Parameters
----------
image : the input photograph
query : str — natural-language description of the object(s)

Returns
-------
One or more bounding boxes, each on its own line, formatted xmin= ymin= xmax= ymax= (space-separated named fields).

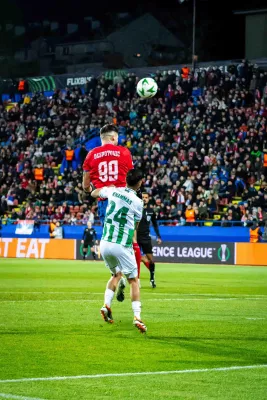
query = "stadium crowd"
xmin=0 ymin=60 xmax=267 ymax=226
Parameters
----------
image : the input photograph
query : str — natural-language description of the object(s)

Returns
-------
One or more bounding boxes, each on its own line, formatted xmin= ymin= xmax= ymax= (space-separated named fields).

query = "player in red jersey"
xmin=82 ymin=123 xmax=142 ymax=297
xmin=83 ymin=124 xmax=133 ymax=215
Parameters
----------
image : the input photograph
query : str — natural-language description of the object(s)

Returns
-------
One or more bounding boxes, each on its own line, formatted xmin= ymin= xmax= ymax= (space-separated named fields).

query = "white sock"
xmin=132 ymin=300 xmax=141 ymax=319
xmin=104 ymin=288 xmax=115 ymax=307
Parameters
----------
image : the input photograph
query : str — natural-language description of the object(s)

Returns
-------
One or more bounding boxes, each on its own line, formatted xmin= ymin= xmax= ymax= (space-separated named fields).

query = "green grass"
xmin=0 ymin=259 xmax=267 ymax=399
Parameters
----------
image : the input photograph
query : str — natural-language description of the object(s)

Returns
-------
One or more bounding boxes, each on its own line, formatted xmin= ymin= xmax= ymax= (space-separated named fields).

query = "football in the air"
xmin=136 ymin=77 xmax=158 ymax=98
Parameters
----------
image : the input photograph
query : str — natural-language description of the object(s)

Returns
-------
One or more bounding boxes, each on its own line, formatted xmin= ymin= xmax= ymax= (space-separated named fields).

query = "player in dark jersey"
xmin=81 ymin=222 xmax=98 ymax=260
xmin=137 ymin=192 xmax=162 ymax=288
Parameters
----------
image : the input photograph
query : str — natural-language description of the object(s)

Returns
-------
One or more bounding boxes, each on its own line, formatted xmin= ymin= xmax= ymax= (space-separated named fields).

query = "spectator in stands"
xmin=0 ymin=61 xmax=266 ymax=229
xmin=50 ymin=221 xmax=63 ymax=239
xmin=65 ymin=147 xmax=74 ymax=170
xmin=185 ymin=205 xmax=195 ymax=224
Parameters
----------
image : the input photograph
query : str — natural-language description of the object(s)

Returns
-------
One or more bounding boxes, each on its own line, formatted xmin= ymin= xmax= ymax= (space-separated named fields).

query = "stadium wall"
xmin=0 ymin=238 xmax=266 ymax=266
xmin=1 ymin=225 xmax=250 ymax=242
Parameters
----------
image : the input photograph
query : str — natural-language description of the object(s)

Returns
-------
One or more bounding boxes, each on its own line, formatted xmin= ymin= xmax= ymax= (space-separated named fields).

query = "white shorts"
xmin=100 ymin=240 xmax=137 ymax=279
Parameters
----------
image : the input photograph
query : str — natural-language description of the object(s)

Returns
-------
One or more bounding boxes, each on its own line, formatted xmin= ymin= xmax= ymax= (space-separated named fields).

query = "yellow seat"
xmin=223 ymin=207 xmax=228 ymax=212
xmin=232 ymin=200 xmax=240 ymax=205
xmin=254 ymin=185 xmax=260 ymax=191
xmin=204 ymin=222 xmax=213 ymax=227
xmin=213 ymin=214 xmax=221 ymax=220
xmin=58 ymin=176 xmax=62 ymax=180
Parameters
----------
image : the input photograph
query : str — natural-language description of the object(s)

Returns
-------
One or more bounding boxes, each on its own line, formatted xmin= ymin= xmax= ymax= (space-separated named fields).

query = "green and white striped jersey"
xmin=99 ymin=187 xmax=143 ymax=247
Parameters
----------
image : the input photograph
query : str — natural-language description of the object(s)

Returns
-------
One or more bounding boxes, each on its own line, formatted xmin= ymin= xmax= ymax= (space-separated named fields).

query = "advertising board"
xmin=152 ymin=242 xmax=235 ymax=264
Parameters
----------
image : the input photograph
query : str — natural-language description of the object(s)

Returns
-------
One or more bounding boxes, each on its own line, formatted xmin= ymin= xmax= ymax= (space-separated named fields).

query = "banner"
xmin=152 ymin=242 xmax=235 ymax=264
xmin=0 ymin=238 xmax=75 ymax=259
xmin=54 ymin=75 xmax=93 ymax=89
xmin=15 ymin=220 xmax=34 ymax=235
xmin=28 ymin=77 xmax=56 ymax=92
xmin=76 ymin=240 xmax=102 ymax=261
xmin=236 ymin=243 xmax=267 ymax=266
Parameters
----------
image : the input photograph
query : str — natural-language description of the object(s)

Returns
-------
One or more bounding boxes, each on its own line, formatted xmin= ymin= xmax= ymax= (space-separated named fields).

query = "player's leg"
xmin=127 ymin=276 xmax=146 ymax=333
xmin=141 ymin=254 xmax=150 ymax=270
xmin=141 ymin=239 xmax=156 ymax=288
xmin=82 ymin=243 xmax=88 ymax=260
xmin=119 ymin=245 xmax=147 ymax=333
xmin=98 ymin=199 xmax=108 ymax=226
xmin=99 ymin=241 xmax=122 ymax=323
xmin=117 ymin=232 xmax=141 ymax=300
xmin=146 ymin=253 xmax=156 ymax=288
xmin=90 ymin=243 xmax=96 ymax=260
xmin=133 ymin=241 xmax=141 ymax=279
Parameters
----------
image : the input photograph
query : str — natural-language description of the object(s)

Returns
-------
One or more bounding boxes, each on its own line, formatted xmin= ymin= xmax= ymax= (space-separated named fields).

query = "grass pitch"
xmin=0 ymin=259 xmax=267 ymax=399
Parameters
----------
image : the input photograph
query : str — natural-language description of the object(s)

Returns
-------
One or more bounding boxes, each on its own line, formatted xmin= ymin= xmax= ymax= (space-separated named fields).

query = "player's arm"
xmin=82 ymin=171 xmax=94 ymax=193
xmin=133 ymin=200 xmax=143 ymax=241
xmin=91 ymin=187 xmax=102 ymax=198
xmin=82 ymin=152 xmax=93 ymax=193
xmin=151 ymin=211 xmax=162 ymax=244
xmin=91 ymin=186 xmax=112 ymax=199
xmin=81 ymin=228 xmax=86 ymax=243
xmin=93 ymin=229 xmax=98 ymax=243
xmin=124 ymin=148 xmax=134 ymax=171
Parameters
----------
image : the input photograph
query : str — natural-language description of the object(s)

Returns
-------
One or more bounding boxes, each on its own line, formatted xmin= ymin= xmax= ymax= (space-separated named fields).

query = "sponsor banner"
xmin=0 ymin=238 xmax=75 ymax=259
xmin=236 ymin=243 xmax=267 ymax=266
xmin=15 ymin=220 xmax=34 ymax=235
xmin=76 ymin=240 xmax=102 ymax=261
xmin=152 ymin=242 xmax=235 ymax=264
xmin=54 ymin=75 xmax=92 ymax=89
xmin=28 ymin=77 xmax=56 ymax=92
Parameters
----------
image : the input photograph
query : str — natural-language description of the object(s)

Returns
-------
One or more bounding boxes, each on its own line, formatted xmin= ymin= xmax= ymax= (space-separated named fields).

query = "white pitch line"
xmin=0 ymin=298 xmax=265 ymax=304
xmin=1 ymin=292 xmax=267 ymax=297
xmin=0 ymin=365 xmax=266 ymax=384
xmin=0 ymin=393 xmax=47 ymax=400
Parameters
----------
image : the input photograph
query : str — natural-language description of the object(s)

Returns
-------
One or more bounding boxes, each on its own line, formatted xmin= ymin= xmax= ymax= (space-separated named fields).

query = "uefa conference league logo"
xmin=218 ymin=244 xmax=230 ymax=262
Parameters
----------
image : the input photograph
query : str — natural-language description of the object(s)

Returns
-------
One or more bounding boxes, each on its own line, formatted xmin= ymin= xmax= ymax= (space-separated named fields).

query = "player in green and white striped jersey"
xmin=91 ymin=169 xmax=147 ymax=333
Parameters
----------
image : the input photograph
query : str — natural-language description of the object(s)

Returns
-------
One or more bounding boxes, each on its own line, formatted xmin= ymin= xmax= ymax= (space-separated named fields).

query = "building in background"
xmin=106 ymin=13 xmax=184 ymax=67
xmin=234 ymin=8 xmax=267 ymax=59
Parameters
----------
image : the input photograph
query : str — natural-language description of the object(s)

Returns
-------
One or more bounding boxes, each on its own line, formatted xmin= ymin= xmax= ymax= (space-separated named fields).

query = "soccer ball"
xmin=136 ymin=77 xmax=158 ymax=99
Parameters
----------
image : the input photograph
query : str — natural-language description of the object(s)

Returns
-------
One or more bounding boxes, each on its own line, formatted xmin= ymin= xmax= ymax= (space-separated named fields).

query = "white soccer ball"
xmin=136 ymin=77 xmax=158 ymax=99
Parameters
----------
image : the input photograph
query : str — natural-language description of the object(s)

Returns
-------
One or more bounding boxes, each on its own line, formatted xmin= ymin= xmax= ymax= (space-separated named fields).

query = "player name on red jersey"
xmin=94 ymin=150 xmax=120 ymax=159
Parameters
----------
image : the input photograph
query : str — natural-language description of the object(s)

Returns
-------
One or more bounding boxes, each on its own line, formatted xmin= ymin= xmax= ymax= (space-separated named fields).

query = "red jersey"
xmin=83 ymin=144 xmax=133 ymax=189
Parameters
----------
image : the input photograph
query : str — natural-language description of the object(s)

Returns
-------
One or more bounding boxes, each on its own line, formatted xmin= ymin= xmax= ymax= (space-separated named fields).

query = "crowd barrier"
xmin=1 ymin=224 xmax=250 ymax=242
xmin=0 ymin=238 xmax=266 ymax=266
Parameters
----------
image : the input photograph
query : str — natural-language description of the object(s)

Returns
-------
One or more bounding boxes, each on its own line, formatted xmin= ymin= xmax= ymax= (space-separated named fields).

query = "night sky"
xmin=2 ymin=0 xmax=267 ymax=61
xmin=4 ymin=0 xmax=266 ymax=22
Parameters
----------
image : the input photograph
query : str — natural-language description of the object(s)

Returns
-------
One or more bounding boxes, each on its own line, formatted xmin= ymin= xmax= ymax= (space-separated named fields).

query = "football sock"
xmin=92 ymin=251 xmax=96 ymax=260
xmin=144 ymin=261 xmax=150 ymax=270
xmin=133 ymin=243 xmax=141 ymax=278
xmin=132 ymin=300 xmax=141 ymax=320
xmin=104 ymin=288 xmax=115 ymax=308
xmin=149 ymin=262 xmax=155 ymax=281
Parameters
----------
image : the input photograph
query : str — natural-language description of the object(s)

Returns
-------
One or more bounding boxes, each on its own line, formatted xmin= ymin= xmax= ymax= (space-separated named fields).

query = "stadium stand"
xmin=0 ymin=60 xmax=267 ymax=228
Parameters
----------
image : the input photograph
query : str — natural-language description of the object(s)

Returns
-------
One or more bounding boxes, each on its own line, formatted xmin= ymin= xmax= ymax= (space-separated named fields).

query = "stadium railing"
xmin=0 ymin=219 xmax=259 ymax=227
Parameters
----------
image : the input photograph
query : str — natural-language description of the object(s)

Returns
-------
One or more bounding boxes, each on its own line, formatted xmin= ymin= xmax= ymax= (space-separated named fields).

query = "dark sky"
xmin=3 ymin=0 xmax=267 ymax=61
xmin=7 ymin=0 xmax=267 ymax=22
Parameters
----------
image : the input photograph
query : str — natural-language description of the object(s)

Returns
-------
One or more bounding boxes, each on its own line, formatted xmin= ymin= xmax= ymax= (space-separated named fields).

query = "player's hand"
xmin=81 ymin=240 xmax=84 ymax=244
xmin=95 ymin=241 xmax=98 ymax=245
xmin=157 ymin=238 xmax=162 ymax=244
